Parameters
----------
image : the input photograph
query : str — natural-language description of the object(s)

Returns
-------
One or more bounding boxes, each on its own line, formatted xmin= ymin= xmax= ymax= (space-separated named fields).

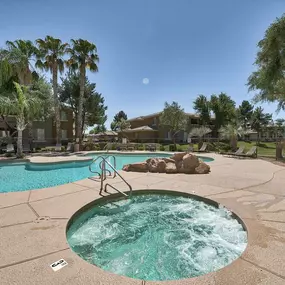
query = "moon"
xmin=142 ymin=78 xmax=149 ymax=85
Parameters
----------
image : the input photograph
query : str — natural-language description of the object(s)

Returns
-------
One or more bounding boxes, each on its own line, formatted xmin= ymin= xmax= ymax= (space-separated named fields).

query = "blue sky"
xmin=1 ymin=0 xmax=285 ymax=128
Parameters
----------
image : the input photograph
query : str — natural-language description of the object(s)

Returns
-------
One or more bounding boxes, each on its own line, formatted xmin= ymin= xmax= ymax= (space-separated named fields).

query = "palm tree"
xmin=188 ymin=126 xmax=212 ymax=148
xmin=0 ymin=40 xmax=37 ymax=86
xmin=219 ymin=124 xmax=244 ymax=151
xmin=251 ymin=107 xmax=272 ymax=144
xmin=35 ymin=36 xmax=69 ymax=144
xmin=0 ymin=82 xmax=41 ymax=157
xmin=67 ymin=39 xmax=99 ymax=142
xmin=0 ymin=40 xmax=38 ymax=141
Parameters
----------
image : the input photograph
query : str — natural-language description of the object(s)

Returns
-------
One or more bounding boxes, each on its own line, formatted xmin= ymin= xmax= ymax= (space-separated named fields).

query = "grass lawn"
xmin=237 ymin=141 xmax=276 ymax=157
xmin=162 ymin=141 xmax=277 ymax=157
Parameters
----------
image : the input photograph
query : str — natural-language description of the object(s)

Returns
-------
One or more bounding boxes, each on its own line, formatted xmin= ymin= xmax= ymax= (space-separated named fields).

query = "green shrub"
xmin=137 ymin=144 xmax=145 ymax=151
xmin=17 ymin=153 xmax=25 ymax=159
xmin=176 ymin=144 xmax=183 ymax=152
xmin=61 ymin=146 xmax=66 ymax=152
xmin=110 ymin=143 xmax=117 ymax=150
xmin=159 ymin=145 xmax=165 ymax=151
xmin=98 ymin=142 xmax=107 ymax=150
xmin=169 ymin=144 xmax=177 ymax=151
xmin=83 ymin=142 xmax=99 ymax=151
xmin=5 ymin=152 xmax=13 ymax=157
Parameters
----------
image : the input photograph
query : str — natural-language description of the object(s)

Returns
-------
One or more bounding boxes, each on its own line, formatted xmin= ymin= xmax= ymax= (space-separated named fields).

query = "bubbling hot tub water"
xmin=67 ymin=192 xmax=247 ymax=281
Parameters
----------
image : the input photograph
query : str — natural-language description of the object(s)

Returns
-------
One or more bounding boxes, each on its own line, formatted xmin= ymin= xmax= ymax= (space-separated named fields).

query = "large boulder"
xmin=161 ymin=157 xmax=176 ymax=163
xmin=122 ymin=162 xmax=148 ymax=172
xmin=170 ymin=152 xmax=187 ymax=162
xmin=165 ymin=162 xmax=177 ymax=173
xmin=122 ymin=153 xmax=210 ymax=175
xmin=147 ymin=158 xmax=166 ymax=173
xmin=195 ymin=161 xmax=211 ymax=174
xmin=181 ymin=153 xmax=200 ymax=174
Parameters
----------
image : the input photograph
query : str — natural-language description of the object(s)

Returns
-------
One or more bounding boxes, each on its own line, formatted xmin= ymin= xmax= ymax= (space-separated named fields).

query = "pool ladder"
xmin=89 ymin=155 xmax=132 ymax=197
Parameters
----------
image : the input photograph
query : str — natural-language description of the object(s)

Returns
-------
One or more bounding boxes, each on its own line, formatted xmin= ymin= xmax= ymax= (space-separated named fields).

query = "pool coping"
xmin=0 ymin=154 xmax=285 ymax=284
xmin=0 ymin=150 xmax=214 ymax=167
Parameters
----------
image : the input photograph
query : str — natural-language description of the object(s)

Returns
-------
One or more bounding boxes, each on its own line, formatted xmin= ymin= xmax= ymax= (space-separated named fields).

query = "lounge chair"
xmin=149 ymin=144 xmax=156 ymax=152
xmin=221 ymin=145 xmax=245 ymax=156
xmin=55 ymin=143 xmax=62 ymax=152
xmin=127 ymin=144 xmax=135 ymax=151
xmin=4 ymin=143 xmax=15 ymax=153
xmin=145 ymin=144 xmax=150 ymax=151
xmin=66 ymin=142 xmax=73 ymax=152
xmin=236 ymin=146 xmax=257 ymax=158
xmin=117 ymin=144 xmax=127 ymax=151
xmin=194 ymin=142 xmax=208 ymax=152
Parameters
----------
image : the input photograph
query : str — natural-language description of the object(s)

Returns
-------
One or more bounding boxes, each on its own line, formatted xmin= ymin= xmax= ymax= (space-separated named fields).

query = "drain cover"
xmin=35 ymin=216 xmax=50 ymax=223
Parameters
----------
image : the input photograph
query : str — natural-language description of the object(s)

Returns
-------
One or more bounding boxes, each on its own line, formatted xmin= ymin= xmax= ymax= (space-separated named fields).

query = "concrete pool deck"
xmin=0 ymin=153 xmax=285 ymax=284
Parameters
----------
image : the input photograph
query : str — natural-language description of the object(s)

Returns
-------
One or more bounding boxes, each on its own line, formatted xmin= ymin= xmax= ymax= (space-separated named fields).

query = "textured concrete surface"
xmin=0 ymin=153 xmax=285 ymax=284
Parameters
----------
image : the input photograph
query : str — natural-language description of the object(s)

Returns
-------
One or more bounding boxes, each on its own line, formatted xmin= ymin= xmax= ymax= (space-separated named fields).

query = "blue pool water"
xmin=67 ymin=193 xmax=247 ymax=281
xmin=0 ymin=153 xmax=213 ymax=193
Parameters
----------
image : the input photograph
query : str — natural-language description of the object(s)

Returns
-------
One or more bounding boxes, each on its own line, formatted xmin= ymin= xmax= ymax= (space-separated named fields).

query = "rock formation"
xmin=122 ymin=152 xmax=210 ymax=174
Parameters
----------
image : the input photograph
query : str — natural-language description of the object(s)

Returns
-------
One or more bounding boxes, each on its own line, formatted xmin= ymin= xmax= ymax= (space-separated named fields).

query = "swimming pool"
xmin=67 ymin=191 xmax=247 ymax=281
xmin=0 ymin=153 xmax=213 ymax=193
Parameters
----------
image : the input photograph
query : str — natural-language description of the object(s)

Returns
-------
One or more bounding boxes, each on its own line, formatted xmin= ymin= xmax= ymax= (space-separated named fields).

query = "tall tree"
xmin=67 ymin=39 xmax=99 ymax=142
xmin=0 ymin=40 xmax=38 ymax=136
xmin=116 ymin=118 xmax=131 ymax=140
xmin=248 ymin=15 xmax=285 ymax=112
xmin=0 ymin=82 xmax=42 ymax=157
xmin=193 ymin=95 xmax=211 ymax=125
xmin=111 ymin=111 xmax=128 ymax=130
xmin=0 ymin=39 xmax=37 ymax=86
xmin=59 ymin=71 xmax=107 ymax=137
xmin=275 ymin=118 xmax=285 ymax=127
xmin=210 ymin=93 xmax=236 ymax=130
xmin=237 ymin=100 xmax=254 ymax=128
xmin=272 ymin=118 xmax=285 ymax=138
xmin=89 ymin=124 xmax=106 ymax=134
xmin=35 ymin=36 xmax=69 ymax=144
xmin=251 ymin=107 xmax=272 ymax=143
xmin=159 ymin=101 xmax=187 ymax=145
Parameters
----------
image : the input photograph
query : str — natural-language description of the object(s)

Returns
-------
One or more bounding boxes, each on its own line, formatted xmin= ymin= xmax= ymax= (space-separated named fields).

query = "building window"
xmin=61 ymin=129 xmax=67 ymax=140
xmin=61 ymin=111 xmax=68 ymax=121
xmin=36 ymin=129 xmax=45 ymax=141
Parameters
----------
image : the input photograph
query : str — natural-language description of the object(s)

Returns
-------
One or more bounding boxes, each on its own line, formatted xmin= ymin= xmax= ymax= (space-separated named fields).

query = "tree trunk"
xmin=276 ymin=141 xmax=284 ymax=160
xmin=230 ymin=135 xmax=237 ymax=151
xmin=81 ymin=108 xmax=86 ymax=140
xmin=17 ymin=130 xmax=23 ymax=158
xmin=16 ymin=118 xmax=26 ymax=158
xmin=17 ymin=129 xmax=23 ymax=158
xmin=53 ymin=63 xmax=61 ymax=144
xmin=77 ymin=64 xmax=86 ymax=144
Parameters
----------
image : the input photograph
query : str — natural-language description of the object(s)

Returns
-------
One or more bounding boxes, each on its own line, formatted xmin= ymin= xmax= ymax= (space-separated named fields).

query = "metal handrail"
xmin=88 ymin=155 xmax=106 ymax=177
xmin=103 ymin=159 xmax=132 ymax=197
xmin=88 ymin=155 xmax=132 ymax=197
xmin=99 ymin=155 xmax=116 ymax=178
